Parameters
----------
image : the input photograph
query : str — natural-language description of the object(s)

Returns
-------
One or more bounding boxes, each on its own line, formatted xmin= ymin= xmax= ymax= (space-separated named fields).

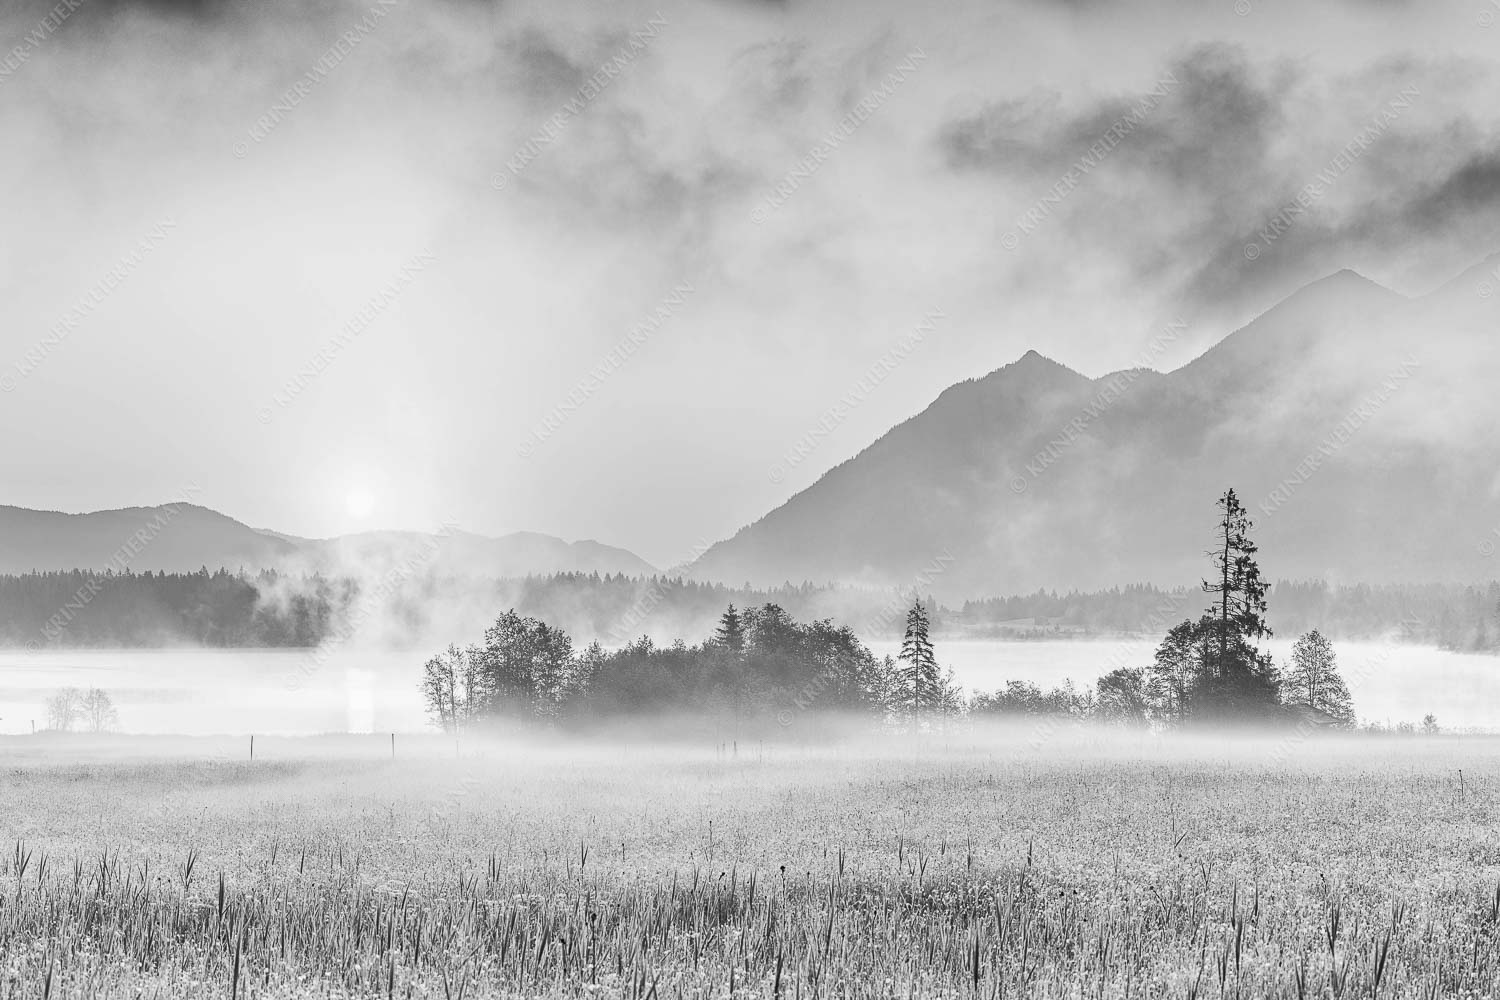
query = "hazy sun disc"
xmin=345 ymin=490 xmax=376 ymax=519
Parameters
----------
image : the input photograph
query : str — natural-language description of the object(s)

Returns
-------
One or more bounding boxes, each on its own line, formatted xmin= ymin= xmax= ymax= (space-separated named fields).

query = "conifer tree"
xmin=1203 ymin=489 xmax=1272 ymax=657
xmin=714 ymin=604 xmax=746 ymax=652
xmin=898 ymin=598 xmax=939 ymax=721
xmin=1193 ymin=488 xmax=1280 ymax=718
xmin=1151 ymin=489 xmax=1280 ymax=724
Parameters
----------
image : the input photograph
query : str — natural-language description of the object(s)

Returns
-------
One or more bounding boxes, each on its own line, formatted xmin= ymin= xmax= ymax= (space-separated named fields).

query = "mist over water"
xmin=5 ymin=639 xmax=1495 ymax=736
xmin=0 ymin=648 xmax=422 ymax=736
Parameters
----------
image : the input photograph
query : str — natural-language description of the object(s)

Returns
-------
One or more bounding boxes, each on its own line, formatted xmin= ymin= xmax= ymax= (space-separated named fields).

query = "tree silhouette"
xmin=470 ymin=610 xmax=574 ymax=720
xmin=898 ymin=598 xmax=939 ymax=722
xmin=713 ymin=604 xmax=746 ymax=652
xmin=45 ymin=688 xmax=82 ymax=732
xmin=1285 ymin=630 xmax=1355 ymax=727
xmin=80 ymin=688 xmax=119 ymax=733
xmin=1150 ymin=489 xmax=1281 ymax=724
xmin=1147 ymin=620 xmax=1205 ymax=724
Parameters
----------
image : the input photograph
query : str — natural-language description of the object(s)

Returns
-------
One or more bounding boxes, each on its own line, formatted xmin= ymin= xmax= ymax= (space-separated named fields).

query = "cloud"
xmin=938 ymin=43 xmax=1500 ymax=321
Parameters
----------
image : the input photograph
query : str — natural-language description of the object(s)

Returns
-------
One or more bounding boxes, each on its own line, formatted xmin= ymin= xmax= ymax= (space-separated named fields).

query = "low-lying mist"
xmin=3 ymin=714 xmax=1485 ymax=768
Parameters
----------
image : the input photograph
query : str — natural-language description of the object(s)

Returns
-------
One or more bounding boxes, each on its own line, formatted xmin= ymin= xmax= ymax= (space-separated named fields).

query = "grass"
xmin=2 ymin=727 xmax=1499 ymax=998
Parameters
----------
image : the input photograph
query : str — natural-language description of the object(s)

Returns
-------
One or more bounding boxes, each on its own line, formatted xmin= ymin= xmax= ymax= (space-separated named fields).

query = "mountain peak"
xmin=985 ymin=349 xmax=1089 ymax=388
xmin=1013 ymin=349 xmax=1068 ymax=370
xmin=1297 ymin=267 xmax=1399 ymax=300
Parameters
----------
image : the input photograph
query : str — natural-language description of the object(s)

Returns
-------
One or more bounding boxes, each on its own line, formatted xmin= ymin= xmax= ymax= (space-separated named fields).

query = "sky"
xmin=1 ymin=0 xmax=1497 ymax=568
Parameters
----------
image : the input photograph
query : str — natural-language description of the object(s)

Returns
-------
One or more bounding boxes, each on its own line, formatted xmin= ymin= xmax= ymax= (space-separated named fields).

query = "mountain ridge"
xmin=0 ymin=503 xmax=658 ymax=579
xmin=685 ymin=260 xmax=1500 ymax=598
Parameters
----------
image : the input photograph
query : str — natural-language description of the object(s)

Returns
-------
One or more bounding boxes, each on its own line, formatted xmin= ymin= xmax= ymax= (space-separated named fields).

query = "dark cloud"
xmin=938 ymin=44 xmax=1500 ymax=319
xmin=1403 ymin=151 xmax=1500 ymax=228
xmin=508 ymin=29 xmax=596 ymax=103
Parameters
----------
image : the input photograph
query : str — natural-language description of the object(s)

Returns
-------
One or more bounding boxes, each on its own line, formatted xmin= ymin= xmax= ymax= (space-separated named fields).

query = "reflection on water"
xmin=1 ymin=639 xmax=1494 ymax=735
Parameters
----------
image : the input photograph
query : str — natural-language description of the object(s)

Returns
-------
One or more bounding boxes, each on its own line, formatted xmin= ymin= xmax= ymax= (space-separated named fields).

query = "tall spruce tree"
xmin=1150 ymin=489 xmax=1280 ymax=724
xmin=1194 ymin=488 xmax=1280 ymax=718
xmin=898 ymin=598 xmax=939 ymax=721
xmin=714 ymin=604 xmax=746 ymax=652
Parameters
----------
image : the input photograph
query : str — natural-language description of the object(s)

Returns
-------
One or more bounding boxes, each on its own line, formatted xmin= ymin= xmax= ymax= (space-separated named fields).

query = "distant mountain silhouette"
xmin=0 ymin=504 xmax=657 ymax=578
xmin=688 ymin=260 xmax=1500 ymax=598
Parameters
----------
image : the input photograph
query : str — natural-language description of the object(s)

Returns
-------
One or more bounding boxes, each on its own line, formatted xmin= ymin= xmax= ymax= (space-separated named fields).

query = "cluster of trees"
xmin=969 ymin=492 xmax=1358 ymax=729
xmin=0 ymin=570 xmax=354 ymax=647
xmin=1120 ymin=491 xmax=1355 ymax=726
xmin=972 ymin=628 xmax=1354 ymax=729
xmin=44 ymin=687 xmax=119 ymax=732
xmin=422 ymin=601 xmax=963 ymax=731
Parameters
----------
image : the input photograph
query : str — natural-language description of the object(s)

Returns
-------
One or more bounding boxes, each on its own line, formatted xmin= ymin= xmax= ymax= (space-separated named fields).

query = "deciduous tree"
xmin=1285 ymin=630 xmax=1355 ymax=727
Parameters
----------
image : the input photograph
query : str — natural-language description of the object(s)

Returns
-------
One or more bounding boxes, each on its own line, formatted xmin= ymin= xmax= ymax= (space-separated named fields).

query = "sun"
xmin=344 ymin=489 xmax=376 ymax=520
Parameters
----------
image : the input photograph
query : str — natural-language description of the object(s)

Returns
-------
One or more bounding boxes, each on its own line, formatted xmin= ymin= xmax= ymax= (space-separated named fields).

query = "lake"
xmin=0 ymin=639 xmax=1494 ymax=735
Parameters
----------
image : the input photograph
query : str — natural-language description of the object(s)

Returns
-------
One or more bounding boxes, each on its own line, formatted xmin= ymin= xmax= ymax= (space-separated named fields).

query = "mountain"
xmin=687 ymin=260 xmax=1500 ymax=598
xmin=0 ymin=504 xmax=656 ymax=579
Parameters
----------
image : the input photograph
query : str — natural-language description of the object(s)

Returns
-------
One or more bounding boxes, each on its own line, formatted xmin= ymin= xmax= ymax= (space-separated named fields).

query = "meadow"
xmin=3 ymin=727 xmax=1499 ymax=998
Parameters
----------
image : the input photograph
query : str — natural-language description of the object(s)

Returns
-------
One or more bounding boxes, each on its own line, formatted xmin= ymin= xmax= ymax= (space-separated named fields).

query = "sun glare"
xmin=345 ymin=489 xmax=376 ymax=520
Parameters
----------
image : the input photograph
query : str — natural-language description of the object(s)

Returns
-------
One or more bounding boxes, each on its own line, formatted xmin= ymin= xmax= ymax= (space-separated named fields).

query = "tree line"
xmin=43 ymin=687 xmax=119 ymax=733
xmin=0 ymin=569 xmax=353 ymax=647
xmin=421 ymin=602 xmax=962 ymax=731
xmin=422 ymin=490 xmax=1376 ymax=732
xmin=2 ymin=566 xmax=1494 ymax=654
xmin=959 ymin=581 xmax=1498 ymax=651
